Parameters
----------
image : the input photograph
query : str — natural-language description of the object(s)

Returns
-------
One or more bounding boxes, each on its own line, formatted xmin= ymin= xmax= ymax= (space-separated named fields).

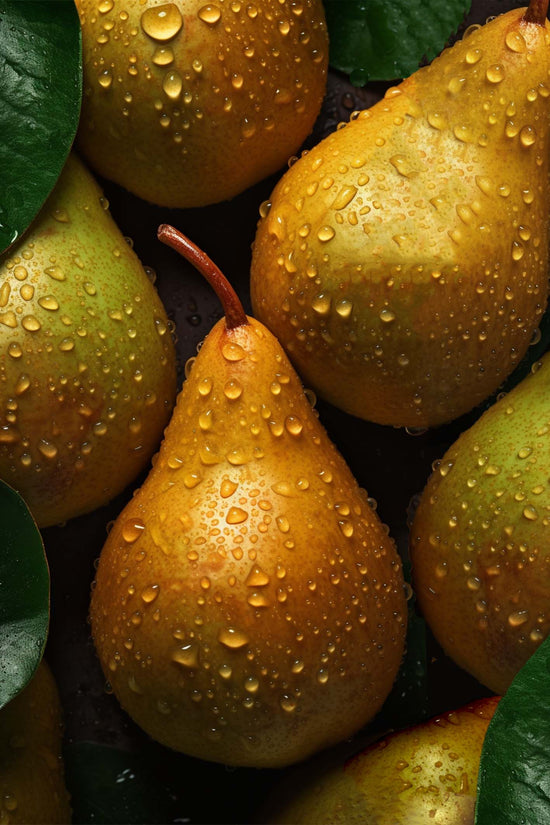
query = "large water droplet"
xmin=218 ymin=627 xmax=249 ymax=649
xmin=141 ymin=3 xmax=183 ymax=41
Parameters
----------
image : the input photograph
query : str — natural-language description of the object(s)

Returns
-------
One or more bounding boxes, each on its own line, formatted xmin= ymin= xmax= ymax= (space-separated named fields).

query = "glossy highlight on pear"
xmin=75 ymin=0 xmax=328 ymax=208
xmin=250 ymin=0 xmax=550 ymax=428
xmin=90 ymin=226 xmax=407 ymax=768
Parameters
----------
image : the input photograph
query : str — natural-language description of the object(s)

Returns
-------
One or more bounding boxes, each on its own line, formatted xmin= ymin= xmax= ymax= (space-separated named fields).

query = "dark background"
xmin=42 ymin=1 xmax=534 ymax=820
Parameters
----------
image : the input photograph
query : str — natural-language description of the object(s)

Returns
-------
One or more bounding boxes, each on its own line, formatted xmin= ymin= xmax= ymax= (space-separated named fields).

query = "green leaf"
xmin=0 ymin=0 xmax=82 ymax=255
xmin=324 ymin=0 xmax=472 ymax=85
xmin=475 ymin=637 xmax=550 ymax=824
xmin=0 ymin=480 xmax=50 ymax=710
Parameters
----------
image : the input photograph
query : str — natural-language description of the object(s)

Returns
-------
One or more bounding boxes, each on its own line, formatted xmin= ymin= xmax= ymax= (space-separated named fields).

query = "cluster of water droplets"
xmin=82 ymin=0 xmax=326 ymax=147
xmin=250 ymin=12 xmax=549 ymax=427
xmin=91 ymin=324 xmax=406 ymax=752
xmin=0 ymin=190 xmax=174 ymax=511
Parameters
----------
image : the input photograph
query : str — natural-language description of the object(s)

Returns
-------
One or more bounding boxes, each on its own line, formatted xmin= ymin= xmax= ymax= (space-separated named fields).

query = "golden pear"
xmin=0 ymin=154 xmax=177 ymax=527
xmin=264 ymin=696 xmax=499 ymax=824
xmin=75 ymin=0 xmax=328 ymax=208
xmin=411 ymin=351 xmax=550 ymax=694
xmin=251 ymin=0 xmax=550 ymax=428
xmin=0 ymin=662 xmax=71 ymax=824
xmin=90 ymin=226 xmax=407 ymax=768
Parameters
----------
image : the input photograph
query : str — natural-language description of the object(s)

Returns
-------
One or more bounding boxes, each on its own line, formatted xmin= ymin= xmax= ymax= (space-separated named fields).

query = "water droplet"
xmin=222 ymin=341 xmax=246 ymax=361
xmin=14 ymin=374 xmax=31 ymax=395
xmin=162 ymin=71 xmax=183 ymax=99
xmin=98 ymin=69 xmax=113 ymax=89
xmin=280 ymin=694 xmax=297 ymax=712
xmin=140 ymin=3 xmax=183 ymax=41
xmin=486 ymin=64 xmax=504 ymax=84
xmin=21 ymin=315 xmax=41 ymax=332
xmin=285 ymin=416 xmax=303 ymax=436
xmin=218 ymin=627 xmax=249 ymax=649
xmin=331 ymin=186 xmax=357 ymax=210
xmin=122 ymin=518 xmax=146 ymax=543
xmin=198 ymin=377 xmax=213 ymax=396
xmin=172 ymin=642 xmax=200 ymax=668
xmin=246 ymin=564 xmax=270 ymax=587
xmin=508 ymin=610 xmax=529 ymax=627
xmin=37 ymin=439 xmax=58 ymax=460
xmin=226 ymin=506 xmax=248 ymax=524
xmin=311 ymin=294 xmax=331 ymax=315
xmin=152 ymin=46 xmax=175 ymax=66
xmin=220 ymin=478 xmax=238 ymax=498
xmin=520 ymin=126 xmax=536 ymax=147
xmin=317 ymin=226 xmax=335 ymax=242
xmin=198 ymin=4 xmax=221 ymax=24
xmin=505 ymin=30 xmax=526 ymax=53
xmin=379 ymin=308 xmax=396 ymax=323
xmin=141 ymin=584 xmax=159 ymax=603
xmin=224 ymin=379 xmax=243 ymax=399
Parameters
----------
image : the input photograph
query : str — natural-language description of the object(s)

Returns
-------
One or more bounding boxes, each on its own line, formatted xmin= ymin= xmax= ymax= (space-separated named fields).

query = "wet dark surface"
xmin=42 ymin=1 xmax=525 ymax=820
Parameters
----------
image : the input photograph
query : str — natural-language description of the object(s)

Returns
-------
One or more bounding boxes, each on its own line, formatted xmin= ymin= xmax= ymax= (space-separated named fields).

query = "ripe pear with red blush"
xmin=263 ymin=696 xmax=499 ymax=824
xmin=251 ymin=0 xmax=550 ymax=428
xmin=90 ymin=226 xmax=407 ymax=769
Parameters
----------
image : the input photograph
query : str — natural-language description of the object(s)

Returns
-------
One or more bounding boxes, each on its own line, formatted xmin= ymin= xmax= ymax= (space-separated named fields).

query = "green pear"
xmin=251 ymin=0 xmax=550 ymax=428
xmin=263 ymin=696 xmax=499 ymax=824
xmin=0 ymin=662 xmax=71 ymax=824
xmin=89 ymin=226 xmax=407 ymax=769
xmin=0 ymin=153 xmax=177 ymax=527
xmin=75 ymin=0 xmax=328 ymax=208
xmin=410 ymin=351 xmax=550 ymax=694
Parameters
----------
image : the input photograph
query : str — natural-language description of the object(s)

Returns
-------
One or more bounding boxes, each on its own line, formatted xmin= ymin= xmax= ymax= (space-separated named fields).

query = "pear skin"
xmin=90 ymin=227 xmax=407 ymax=768
xmin=0 ymin=153 xmax=177 ymax=527
xmin=263 ymin=696 xmax=499 ymax=824
xmin=410 ymin=351 xmax=550 ymax=694
xmin=75 ymin=0 xmax=328 ymax=208
xmin=251 ymin=2 xmax=550 ymax=428
xmin=0 ymin=662 xmax=71 ymax=824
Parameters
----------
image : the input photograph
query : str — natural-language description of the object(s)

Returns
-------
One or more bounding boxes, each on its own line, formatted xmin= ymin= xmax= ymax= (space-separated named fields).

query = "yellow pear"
xmin=75 ymin=0 xmax=328 ymax=208
xmin=0 ymin=662 xmax=71 ymax=824
xmin=90 ymin=226 xmax=407 ymax=769
xmin=251 ymin=0 xmax=550 ymax=428
xmin=263 ymin=696 xmax=499 ymax=824
xmin=410 ymin=351 xmax=550 ymax=695
xmin=0 ymin=153 xmax=177 ymax=527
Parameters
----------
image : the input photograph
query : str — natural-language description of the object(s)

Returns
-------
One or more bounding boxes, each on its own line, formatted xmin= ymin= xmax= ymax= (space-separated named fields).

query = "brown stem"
xmin=158 ymin=224 xmax=248 ymax=331
xmin=523 ymin=0 xmax=549 ymax=25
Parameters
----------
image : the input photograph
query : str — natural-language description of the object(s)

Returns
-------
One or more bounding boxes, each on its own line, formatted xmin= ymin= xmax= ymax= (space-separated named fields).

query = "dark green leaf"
xmin=0 ymin=0 xmax=82 ymax=254
xmin=325 ymin=0 xmax=472 ymax=85
xmin=0 ymin=480 xmax=50 ymax=709
xmin=475 ymin=637 xmax=550 ymax=824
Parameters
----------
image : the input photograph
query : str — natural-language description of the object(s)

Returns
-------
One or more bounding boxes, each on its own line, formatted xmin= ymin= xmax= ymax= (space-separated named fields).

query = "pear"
xmin=250 ymin=0 xmax=550 ymax=429
xmin=262 ymin=696 xmax=499 ymax=824
xmin=75 ymin=0 xmax=328 ymax=209
xmin=410 ymin=351 xmax=550 ymax=695
xmin=0 ymin=661 xmax=72 ymax=824
xmin=0 ymin=153 xmax=177 ymax=528
xmin=89 ymin=226 xmax=407 ymax=769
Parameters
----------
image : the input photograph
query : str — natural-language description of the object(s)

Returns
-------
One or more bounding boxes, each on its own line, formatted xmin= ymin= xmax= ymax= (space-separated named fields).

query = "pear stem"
xmin=158 ymin=224 xmax=248 ymax=331
xmin=524 ymin=0 xmax=548 ymax=25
